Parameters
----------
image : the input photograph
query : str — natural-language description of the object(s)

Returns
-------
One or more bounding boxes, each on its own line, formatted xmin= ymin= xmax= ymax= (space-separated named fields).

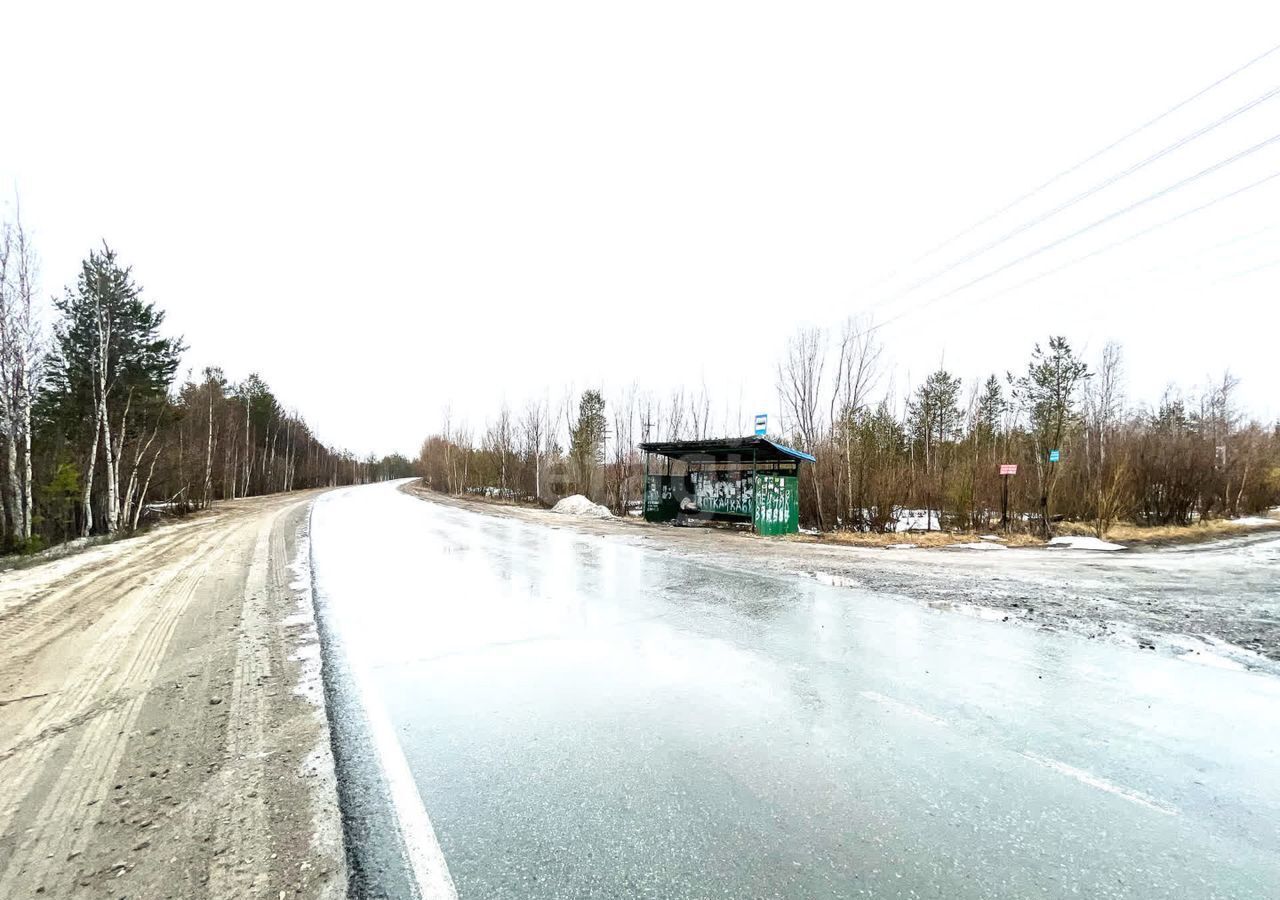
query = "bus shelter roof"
xmin=638 ymin=436 xmax=815 ymax=465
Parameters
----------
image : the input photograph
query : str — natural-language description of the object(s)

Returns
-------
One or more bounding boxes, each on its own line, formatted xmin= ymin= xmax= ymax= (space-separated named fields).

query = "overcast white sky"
xmin=3 ymin=2 xmax=1278 ymax=456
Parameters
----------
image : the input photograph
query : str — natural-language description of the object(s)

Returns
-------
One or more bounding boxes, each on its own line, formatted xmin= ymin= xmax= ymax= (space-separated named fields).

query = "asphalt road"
xmin=310 ymin=481 xmax=1280 ymax=900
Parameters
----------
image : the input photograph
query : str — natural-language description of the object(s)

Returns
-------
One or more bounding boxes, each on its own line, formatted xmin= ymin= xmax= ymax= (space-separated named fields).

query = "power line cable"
xmin=1212 ymin=253 xmax=1280 ymax=283
xmin=947 ymin=169 xmax=1280 ymax=313
xmin=867 ymin=137 xmax=1280 ymax=331
xmin=878 ymin=40 xmax=1280 ymax=277
xmin=851 ymin=183 xmax=1276 ymax=342
xmin=1116 ymin=220 xmax=1280 ymax=284
xmin=876 ymin=83 xmax=1280 ymax=307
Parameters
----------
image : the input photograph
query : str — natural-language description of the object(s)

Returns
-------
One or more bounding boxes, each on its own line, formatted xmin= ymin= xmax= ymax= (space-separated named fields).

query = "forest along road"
xmin=0 ymin=490 xmax=345 ymax=899
xmin=312 ymin=480 xmax=1280 ymax=900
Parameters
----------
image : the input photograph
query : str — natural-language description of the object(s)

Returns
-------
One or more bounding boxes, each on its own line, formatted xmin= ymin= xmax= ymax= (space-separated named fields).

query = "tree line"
xmin=416 ymin=318 xmax=1279 ymax=537
xmin=0 ymin=208 xmax=408 ymax=553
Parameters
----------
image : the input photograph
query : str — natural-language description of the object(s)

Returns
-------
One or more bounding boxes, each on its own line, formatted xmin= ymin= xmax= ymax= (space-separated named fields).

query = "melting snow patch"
xmin=948 ymin=542 xmax=1009 ymax=550
xmin=1167 ymin=635 xmax=1254 ymax=671
xmin=1048 ymin=536 xmax=1125 ymax=551
xmin=945 ymin=602 xmax=1015 ymax=623
xmin=551 ymin=494 xmax=614 ymax=519
xmin=885 ymin=543 xmax=918 ymax=550
xmin=1230 ymin=516 xmax=1277 ymax=527
xmin=813 ymin=571 xmax=860 ymax=589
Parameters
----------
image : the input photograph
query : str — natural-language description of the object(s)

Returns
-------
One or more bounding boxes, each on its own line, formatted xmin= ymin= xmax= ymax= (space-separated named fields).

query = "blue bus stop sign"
xmin=1049 ymin=449 xmax=1060 ymax=463
xmin=754 ymin=413 xmax=767 ymax=436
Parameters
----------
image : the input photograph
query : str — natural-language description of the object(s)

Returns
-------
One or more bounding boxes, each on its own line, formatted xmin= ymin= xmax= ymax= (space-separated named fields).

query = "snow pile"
xmin=1048 ymin=536 xmax=1125 ymax=551
xmin=948 ymin=541 xmax=1009 ymax=551
xmin=551 ymin=494 xmax=614 ymax=519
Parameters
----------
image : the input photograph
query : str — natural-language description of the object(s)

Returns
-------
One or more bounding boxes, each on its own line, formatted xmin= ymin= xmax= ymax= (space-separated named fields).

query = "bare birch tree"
xmin=777 ymin=326 xmax=827 ymax=529
xmin=1083 ymin=342 xmax=1127 ymax=536
xmin=0 ymin=208 xmax=43 ymax=543
xmin=521 ymin=397 xmax=547 ymax=502
xmin=829 ymin=317 xmax=882 ymax=527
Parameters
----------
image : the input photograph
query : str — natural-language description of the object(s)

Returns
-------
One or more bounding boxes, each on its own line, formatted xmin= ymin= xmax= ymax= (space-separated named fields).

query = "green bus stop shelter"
xmin=638 ymin=436 xmax=815 ymax=536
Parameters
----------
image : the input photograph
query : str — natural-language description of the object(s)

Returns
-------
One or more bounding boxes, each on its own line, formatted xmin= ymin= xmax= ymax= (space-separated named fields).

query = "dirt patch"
xmin=0 ymin=490 xmax=345 ymax=899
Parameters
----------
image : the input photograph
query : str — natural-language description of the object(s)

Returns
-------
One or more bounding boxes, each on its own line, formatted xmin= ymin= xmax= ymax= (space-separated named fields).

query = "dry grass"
xmin=795 ymin=516 xmax=1279 ymax=549
xmin=790 ymin=529 xmax=1045 ymax=549
xmin=1056 ymin=517 xmax=1280 ymax=546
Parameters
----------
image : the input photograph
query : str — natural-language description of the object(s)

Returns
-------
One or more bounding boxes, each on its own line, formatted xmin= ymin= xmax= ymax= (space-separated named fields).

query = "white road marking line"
xmin=1021 ymin=750 xmax=1178 ymax=816
xmin=352 ymin=657 xmax=460 ymax=899
xmin=859 ymin=690 xmax=948 ymax=726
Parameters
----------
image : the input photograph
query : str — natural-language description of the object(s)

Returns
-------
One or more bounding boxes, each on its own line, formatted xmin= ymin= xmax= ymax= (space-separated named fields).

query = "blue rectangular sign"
xmin=1049 ymin=449 xmax=1060 ymax=463
xmin=754 ymin=413 xmax=767 ymax=436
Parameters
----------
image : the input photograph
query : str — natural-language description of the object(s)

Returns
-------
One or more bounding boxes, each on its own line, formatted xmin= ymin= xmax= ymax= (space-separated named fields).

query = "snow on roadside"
xmin=287 ymin=526 xmax=326 ymax=710
xmin=551 ymin=494 xmax=614 ymax=519
xmin=947 ymin=541 xmax=1009 ymax=551
xmin=1048 ymin=536 xmax=1126 ymax=551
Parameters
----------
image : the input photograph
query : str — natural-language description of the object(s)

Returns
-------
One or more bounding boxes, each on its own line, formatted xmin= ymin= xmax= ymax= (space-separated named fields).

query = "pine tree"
xmin=1011 ymin=337 xmax=1089 ymax=536
xmin=908 ymin=369 xmax=962 ymax=530
xmin=569 ymin=389 xmax=607 ymax=499
xmin=973 ymin=375 xmax=1005 ymax=443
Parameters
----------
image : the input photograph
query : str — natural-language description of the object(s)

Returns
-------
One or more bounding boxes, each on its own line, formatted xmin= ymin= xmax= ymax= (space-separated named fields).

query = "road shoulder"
xmin=0 ymin=490 xmax=345 ymax=898
xmin=400 ymin=481 xmax=1280 ymax=671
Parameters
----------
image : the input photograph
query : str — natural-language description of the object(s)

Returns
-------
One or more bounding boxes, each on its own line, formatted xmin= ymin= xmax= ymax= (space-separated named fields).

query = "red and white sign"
xmin=999 ymin=464 xmax=1018 ymax=476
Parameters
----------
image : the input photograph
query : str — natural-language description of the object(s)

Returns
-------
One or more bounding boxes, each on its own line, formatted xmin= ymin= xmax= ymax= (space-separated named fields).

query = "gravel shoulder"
xmin=0 ymin=490 xmax=345 ymax=899
xmin=404 ymin=483 xmax=1280 ymax=672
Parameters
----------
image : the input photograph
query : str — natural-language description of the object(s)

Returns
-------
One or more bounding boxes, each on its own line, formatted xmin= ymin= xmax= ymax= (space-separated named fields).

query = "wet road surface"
xmin=310 ymin=482 xmax=1280 ymax=899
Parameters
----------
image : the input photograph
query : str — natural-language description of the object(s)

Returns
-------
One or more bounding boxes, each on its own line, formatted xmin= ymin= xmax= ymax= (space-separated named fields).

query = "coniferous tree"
xmin=569 ymin=389 xmax=607 ymax=499
xmin=908 ymin=368 xmax=962 ymax=530
xmin=1011 ymin=337 xmax=1089 ymax=537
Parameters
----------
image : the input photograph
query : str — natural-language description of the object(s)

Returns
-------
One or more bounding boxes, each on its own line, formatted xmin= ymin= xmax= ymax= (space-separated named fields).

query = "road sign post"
xmin=999 ymin=464 xmax=1018 ymax=530
xmin=754 ymin=413 xmax=767 ymax=436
